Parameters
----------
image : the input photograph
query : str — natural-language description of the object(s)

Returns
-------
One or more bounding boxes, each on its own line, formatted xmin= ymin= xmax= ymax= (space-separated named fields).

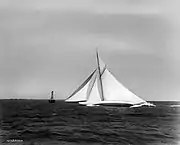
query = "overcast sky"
xmin=1 ymin=0 xmax=180 ymax=100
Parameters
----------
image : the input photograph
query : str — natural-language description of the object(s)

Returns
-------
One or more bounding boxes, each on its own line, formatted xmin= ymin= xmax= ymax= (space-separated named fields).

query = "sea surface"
xmin=0 ymin=100 xmax=180 ymax=145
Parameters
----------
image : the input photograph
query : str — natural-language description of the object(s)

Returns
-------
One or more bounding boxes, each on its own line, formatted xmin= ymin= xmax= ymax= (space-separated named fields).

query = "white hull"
xmin=79 ymin=100 xmax=133 ymax=107
xmin=79 ymin=100 xmax=155 ymax=107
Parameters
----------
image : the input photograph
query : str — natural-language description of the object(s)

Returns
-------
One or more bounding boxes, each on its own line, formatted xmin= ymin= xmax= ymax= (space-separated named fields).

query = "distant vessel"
xmin=65 ymin=50 xmax=155 ymax=107
xmin=49 ymin=91 xmax=55 ymax=103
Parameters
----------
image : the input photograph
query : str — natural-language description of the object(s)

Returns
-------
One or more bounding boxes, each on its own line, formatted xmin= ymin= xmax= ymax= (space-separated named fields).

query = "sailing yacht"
xmin=49 ymin=91 xmax=55 ymax=103
xmin=65 ymin=50 xmax=155 ymax=107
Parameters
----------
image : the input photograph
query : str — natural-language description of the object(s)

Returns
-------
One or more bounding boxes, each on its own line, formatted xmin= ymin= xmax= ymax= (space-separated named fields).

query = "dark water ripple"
xmin=0 ymin=100 xmax=180 ymax=145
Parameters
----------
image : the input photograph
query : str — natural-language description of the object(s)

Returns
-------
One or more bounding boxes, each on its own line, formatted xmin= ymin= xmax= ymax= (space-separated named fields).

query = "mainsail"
xmin=66 ymin=50 xmax=155 ymax=107
xmin=101 ymin=69 xmax=145 ymax=104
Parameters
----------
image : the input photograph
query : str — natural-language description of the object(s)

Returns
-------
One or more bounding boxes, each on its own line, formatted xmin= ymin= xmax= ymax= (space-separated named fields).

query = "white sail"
xmin=65 ymin=81 xmax=90 ymax=102
xmin=100 ymin=69 xmax=146 ymax=105
xmin=65 ymin=70 xmax=96 ymax=102
xmin=82 ymin=73 xmax=102 ymax=105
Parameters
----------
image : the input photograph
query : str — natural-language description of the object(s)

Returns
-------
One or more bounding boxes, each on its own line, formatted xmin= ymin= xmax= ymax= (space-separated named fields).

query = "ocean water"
xmin=0 ymin=100 xmax=180 ymax=145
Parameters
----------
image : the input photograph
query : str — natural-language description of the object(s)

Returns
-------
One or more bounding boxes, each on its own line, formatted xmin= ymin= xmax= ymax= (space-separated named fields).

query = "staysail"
xmin=65 ymin=69 xmax=96 ymax=102
xmin=86 ymin=73 xmax=102 ymax=104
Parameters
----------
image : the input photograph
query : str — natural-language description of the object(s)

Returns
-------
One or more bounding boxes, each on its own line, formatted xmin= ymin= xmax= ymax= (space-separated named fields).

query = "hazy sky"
xmin=1 ymin=0 xmax=180 ymax=100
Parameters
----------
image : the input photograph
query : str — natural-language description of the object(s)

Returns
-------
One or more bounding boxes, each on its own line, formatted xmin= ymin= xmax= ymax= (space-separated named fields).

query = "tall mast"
xmin=96 ymin=48 xmax=104 ymax=101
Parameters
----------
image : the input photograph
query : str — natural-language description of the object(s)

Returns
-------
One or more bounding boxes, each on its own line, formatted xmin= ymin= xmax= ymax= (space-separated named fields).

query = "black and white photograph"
xmin=0 ymin=0 xmax=180 ymax=144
